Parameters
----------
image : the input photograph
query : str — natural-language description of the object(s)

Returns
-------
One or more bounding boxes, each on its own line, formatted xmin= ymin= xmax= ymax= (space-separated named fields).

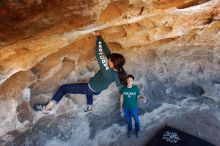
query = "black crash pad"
xmin=146 ymin=125 xmax=215 ymax=146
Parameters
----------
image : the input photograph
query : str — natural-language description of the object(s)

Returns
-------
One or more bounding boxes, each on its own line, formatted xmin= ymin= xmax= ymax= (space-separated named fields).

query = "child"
xmin=34 ymin=31 xmax=127 ymax=113
xmin=120 ymin=74 xmax=144 ymax=138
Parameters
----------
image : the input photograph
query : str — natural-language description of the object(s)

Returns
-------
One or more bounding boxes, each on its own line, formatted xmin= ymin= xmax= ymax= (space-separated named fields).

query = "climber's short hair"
xmin=127 ymin=74 xmax=134 ymax=80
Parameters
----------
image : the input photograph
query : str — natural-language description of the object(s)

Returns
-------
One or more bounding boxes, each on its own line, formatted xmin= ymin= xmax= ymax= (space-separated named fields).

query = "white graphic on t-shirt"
xmin=98 ymin=41 xmax=109 ymax=70
xmin=123 ymin=92 xmax=136 ymax=98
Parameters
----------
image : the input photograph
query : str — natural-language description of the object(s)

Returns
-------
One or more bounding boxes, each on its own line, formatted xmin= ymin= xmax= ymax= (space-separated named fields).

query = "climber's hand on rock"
xmin=93 ymin=31 xmax=101 ymax=36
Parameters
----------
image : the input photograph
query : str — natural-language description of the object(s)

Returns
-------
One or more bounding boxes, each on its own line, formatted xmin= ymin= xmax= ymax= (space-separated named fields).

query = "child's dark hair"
xmin=109 ymin=53 xmax=127 ymax=85
xmin=127 ymin=74 xmax=134 ymax=80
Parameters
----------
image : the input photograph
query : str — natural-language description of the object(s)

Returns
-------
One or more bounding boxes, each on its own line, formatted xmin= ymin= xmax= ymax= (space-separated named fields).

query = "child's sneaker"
xmin=135 ymin=131 xmax=139 ymax=138
xmin=83 ymin=105 xmax=92 ymax=112
xmin=127 ymin=131 xmax=131 ymax=138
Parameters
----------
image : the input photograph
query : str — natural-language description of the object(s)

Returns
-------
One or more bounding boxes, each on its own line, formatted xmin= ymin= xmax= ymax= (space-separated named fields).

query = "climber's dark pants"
xmin=51 ymin=83 xmax=100 ymax=105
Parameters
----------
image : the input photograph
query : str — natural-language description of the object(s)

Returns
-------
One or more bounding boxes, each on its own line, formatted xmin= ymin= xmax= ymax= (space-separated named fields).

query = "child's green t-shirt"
xmin=120 ymin=85 xmax=140 ymax=109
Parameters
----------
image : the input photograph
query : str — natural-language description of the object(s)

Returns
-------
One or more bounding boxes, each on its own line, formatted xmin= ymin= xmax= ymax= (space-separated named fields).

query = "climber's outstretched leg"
xmin=33 ymin=83 xmax=100 ymax=113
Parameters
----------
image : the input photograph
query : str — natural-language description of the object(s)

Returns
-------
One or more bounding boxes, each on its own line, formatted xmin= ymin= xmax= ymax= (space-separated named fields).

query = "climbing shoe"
xmin=34 ymin=103 xmax=46 ymax=111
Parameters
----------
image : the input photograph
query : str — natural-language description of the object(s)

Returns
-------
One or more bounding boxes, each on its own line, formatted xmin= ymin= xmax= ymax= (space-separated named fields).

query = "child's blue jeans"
xmin=124 ymin=108 xmax=140 ymax=132
xmin=51 ymin=83 xmax=100 ymax=105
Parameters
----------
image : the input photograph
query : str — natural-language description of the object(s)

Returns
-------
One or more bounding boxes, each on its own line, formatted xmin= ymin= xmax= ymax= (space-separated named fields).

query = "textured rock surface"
xmin=0 ymin=0 xmax=220 ymax=145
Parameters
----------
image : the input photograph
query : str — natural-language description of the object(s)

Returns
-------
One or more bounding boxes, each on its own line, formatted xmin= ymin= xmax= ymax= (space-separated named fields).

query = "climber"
xmin=120 ymin=74 xmax=145 ymax=138
xmin=34 ymin=31 xmax=127 ymax=113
